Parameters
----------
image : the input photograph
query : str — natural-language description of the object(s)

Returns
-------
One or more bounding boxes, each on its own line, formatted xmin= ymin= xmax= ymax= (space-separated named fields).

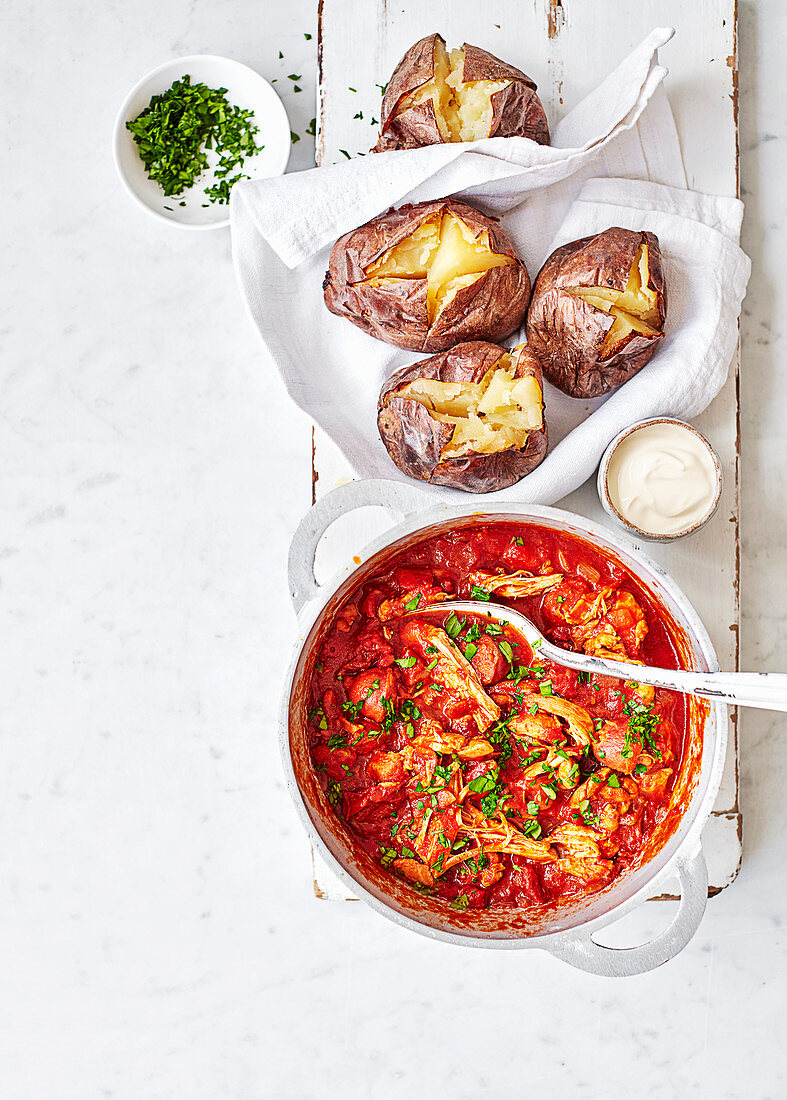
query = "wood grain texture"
xmin=310 ymin=0 xmax=741 ymax=899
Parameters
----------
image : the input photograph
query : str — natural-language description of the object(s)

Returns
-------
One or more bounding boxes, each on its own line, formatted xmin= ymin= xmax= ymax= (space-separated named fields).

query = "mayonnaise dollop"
xmin=606 ymin=422 xmax=719 ymax=536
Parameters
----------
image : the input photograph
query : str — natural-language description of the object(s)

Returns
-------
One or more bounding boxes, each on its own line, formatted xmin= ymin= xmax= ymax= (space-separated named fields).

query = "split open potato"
xmin=378 ymin=340 xmax=547 ymax=492
xmin=373 ymin=33 xmax=550 ymax=152
xmin=323 ymin=198 xmax=531 ymax=353
xmin=526 ymin=228 xmax=667 ymax=398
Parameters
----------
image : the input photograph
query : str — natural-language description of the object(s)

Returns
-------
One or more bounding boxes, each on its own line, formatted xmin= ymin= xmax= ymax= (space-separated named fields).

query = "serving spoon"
xmin=422 ymin=601 xmax=787 ymax=713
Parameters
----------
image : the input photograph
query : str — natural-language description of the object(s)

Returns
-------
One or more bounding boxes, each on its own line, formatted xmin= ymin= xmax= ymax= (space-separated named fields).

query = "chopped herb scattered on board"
xmin=125 ymin=75 xmax=264 ymax=205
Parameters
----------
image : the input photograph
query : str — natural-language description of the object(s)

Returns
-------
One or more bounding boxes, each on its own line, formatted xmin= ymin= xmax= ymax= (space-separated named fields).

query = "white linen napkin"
xmin=231 ymin=27 xmax=750 ymax=505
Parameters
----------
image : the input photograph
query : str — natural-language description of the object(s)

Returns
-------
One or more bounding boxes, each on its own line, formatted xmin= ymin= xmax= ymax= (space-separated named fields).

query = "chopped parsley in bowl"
xmin=126 ymin=75 xmax=265 ymax=207
xmin=113 ymin=55 xmax=291 ymax=229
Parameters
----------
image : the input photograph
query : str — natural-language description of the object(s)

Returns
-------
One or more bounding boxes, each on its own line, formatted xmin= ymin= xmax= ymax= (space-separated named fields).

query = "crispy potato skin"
xmin=377 ymin=340 xmax=548 ymax=493
xmin=373 ymin=33 xmax=550 ymax=152
xmin=526 ymin=228 xmax=667 ymax=399
xmin=374 ymin=34 xmax=443 ymax=150
xmin=323 ymin=198 xmax=531 ymax=353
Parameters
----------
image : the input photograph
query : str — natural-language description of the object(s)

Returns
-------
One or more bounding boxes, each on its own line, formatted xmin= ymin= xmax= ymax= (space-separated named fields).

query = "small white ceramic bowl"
xmin=113 ymin=54 xmax=291 ymax=230
xmin=597 ymin=417 xmax=723 ymax=542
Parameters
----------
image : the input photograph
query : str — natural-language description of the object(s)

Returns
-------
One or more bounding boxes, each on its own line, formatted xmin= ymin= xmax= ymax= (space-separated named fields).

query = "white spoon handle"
xmin=537 ymin=643 xmax=787 ymax=712
xmin=430 ymin=601 xmax=787 ymax=713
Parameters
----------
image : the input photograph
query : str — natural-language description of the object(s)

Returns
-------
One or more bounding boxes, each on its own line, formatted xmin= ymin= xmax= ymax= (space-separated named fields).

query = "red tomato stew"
xmin=306 ymin=523 xmax=687 ymax=911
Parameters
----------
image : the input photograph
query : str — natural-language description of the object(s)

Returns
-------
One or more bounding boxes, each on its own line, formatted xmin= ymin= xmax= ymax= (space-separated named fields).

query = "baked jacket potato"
xmin=526 ymin=228 xmax=667 ymax=398
xmin=323 ymin=198 xmax=531 ymax=353
xmin=373 ymin=33 xmax=549 ymax=152
xmin=378 ymin=340 xmax=547 ymax=493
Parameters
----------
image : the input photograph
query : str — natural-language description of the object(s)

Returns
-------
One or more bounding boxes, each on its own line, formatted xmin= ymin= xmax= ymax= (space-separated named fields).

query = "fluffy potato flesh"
xmin=569 ymin=244 xmax=662 ymax=356
xmin=399 ymin=41 xmax=453 ymax=142
xmin=395 ymin=353 xmax=543 ymax=458
xmin=364 ymin=211 xmax=514 ymax=323
xmin=399 ymin=40 xmax=510 ymax=142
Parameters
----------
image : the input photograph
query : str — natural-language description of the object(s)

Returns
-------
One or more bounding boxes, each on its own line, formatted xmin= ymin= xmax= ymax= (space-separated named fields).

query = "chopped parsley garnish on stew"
xmin=624 ymin=700 xmax=662 ymax=756
xmin=444 ymin=612 xmax=462 ymax=638
xmin=306 ymin=523 xmax=687 ymax=910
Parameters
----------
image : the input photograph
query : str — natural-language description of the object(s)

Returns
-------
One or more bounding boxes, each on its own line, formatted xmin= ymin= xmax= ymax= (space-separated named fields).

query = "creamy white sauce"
xmin=606 ymin=422 xmax=719 ymax=536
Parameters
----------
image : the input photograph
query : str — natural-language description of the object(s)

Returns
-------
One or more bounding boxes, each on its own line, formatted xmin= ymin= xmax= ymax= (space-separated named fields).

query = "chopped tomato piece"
xmin=347 ymin=668 xmax=396 ymax=723
xmin=501 ymin=541 xmax=537 ymax=571
xmin=639 ymin=767 xmax=672 ymax=799
xmin=368 ymin=750 xmax=406 ymax=784
xmin=470 ymin=634 xmax=507 ymax=685
xmin=498 ymin=861 xmax=545 ymax=905
xmin=394 ymin=566 xmax=435 ymax=590
xmin=344 ymin=782 xmax=403 ymax=820
xmin=432 ymin=534 xmax=479 ymax=574
xmin=539 ymin=662 xmax=580 ymax=699
xmin=337 ymin=622 xmax=394 ymax=676
xmin=594 ymin=718 xmax=641 ymax=773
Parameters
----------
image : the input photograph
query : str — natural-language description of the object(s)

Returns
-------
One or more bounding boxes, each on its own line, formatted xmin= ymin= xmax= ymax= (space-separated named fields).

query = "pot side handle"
xmin=288 ymin=478 xmax=432 ymax=615
xmin=546 ymin=849 xmax=708 ymax=977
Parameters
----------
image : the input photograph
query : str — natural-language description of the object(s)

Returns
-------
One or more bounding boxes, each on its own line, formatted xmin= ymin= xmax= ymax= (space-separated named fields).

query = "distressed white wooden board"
xmin=308 ymin=0 xmax=741 ymax=901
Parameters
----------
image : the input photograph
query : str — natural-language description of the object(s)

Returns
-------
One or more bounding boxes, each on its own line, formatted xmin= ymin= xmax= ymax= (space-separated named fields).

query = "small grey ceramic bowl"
xmin=597 ymin=417 xmax=723 ymax=542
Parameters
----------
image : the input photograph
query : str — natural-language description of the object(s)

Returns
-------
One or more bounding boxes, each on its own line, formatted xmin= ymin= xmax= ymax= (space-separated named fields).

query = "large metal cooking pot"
xmin=280 ymin=479 xmax=727 ymax=976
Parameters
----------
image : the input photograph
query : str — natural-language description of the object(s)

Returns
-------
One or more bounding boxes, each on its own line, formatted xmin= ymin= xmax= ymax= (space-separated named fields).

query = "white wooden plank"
xmin=311 ymin=0 xmax=741 ymax=896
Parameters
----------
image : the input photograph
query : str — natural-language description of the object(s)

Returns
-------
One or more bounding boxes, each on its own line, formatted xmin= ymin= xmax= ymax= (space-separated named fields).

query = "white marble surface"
xmin=0 ymin=1 xmax=785 ymax=1097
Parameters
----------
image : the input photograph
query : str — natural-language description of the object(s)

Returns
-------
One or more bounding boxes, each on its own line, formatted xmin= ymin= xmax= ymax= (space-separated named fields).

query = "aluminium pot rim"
xmin=280 ymin=491 xmax=727 ymax=951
